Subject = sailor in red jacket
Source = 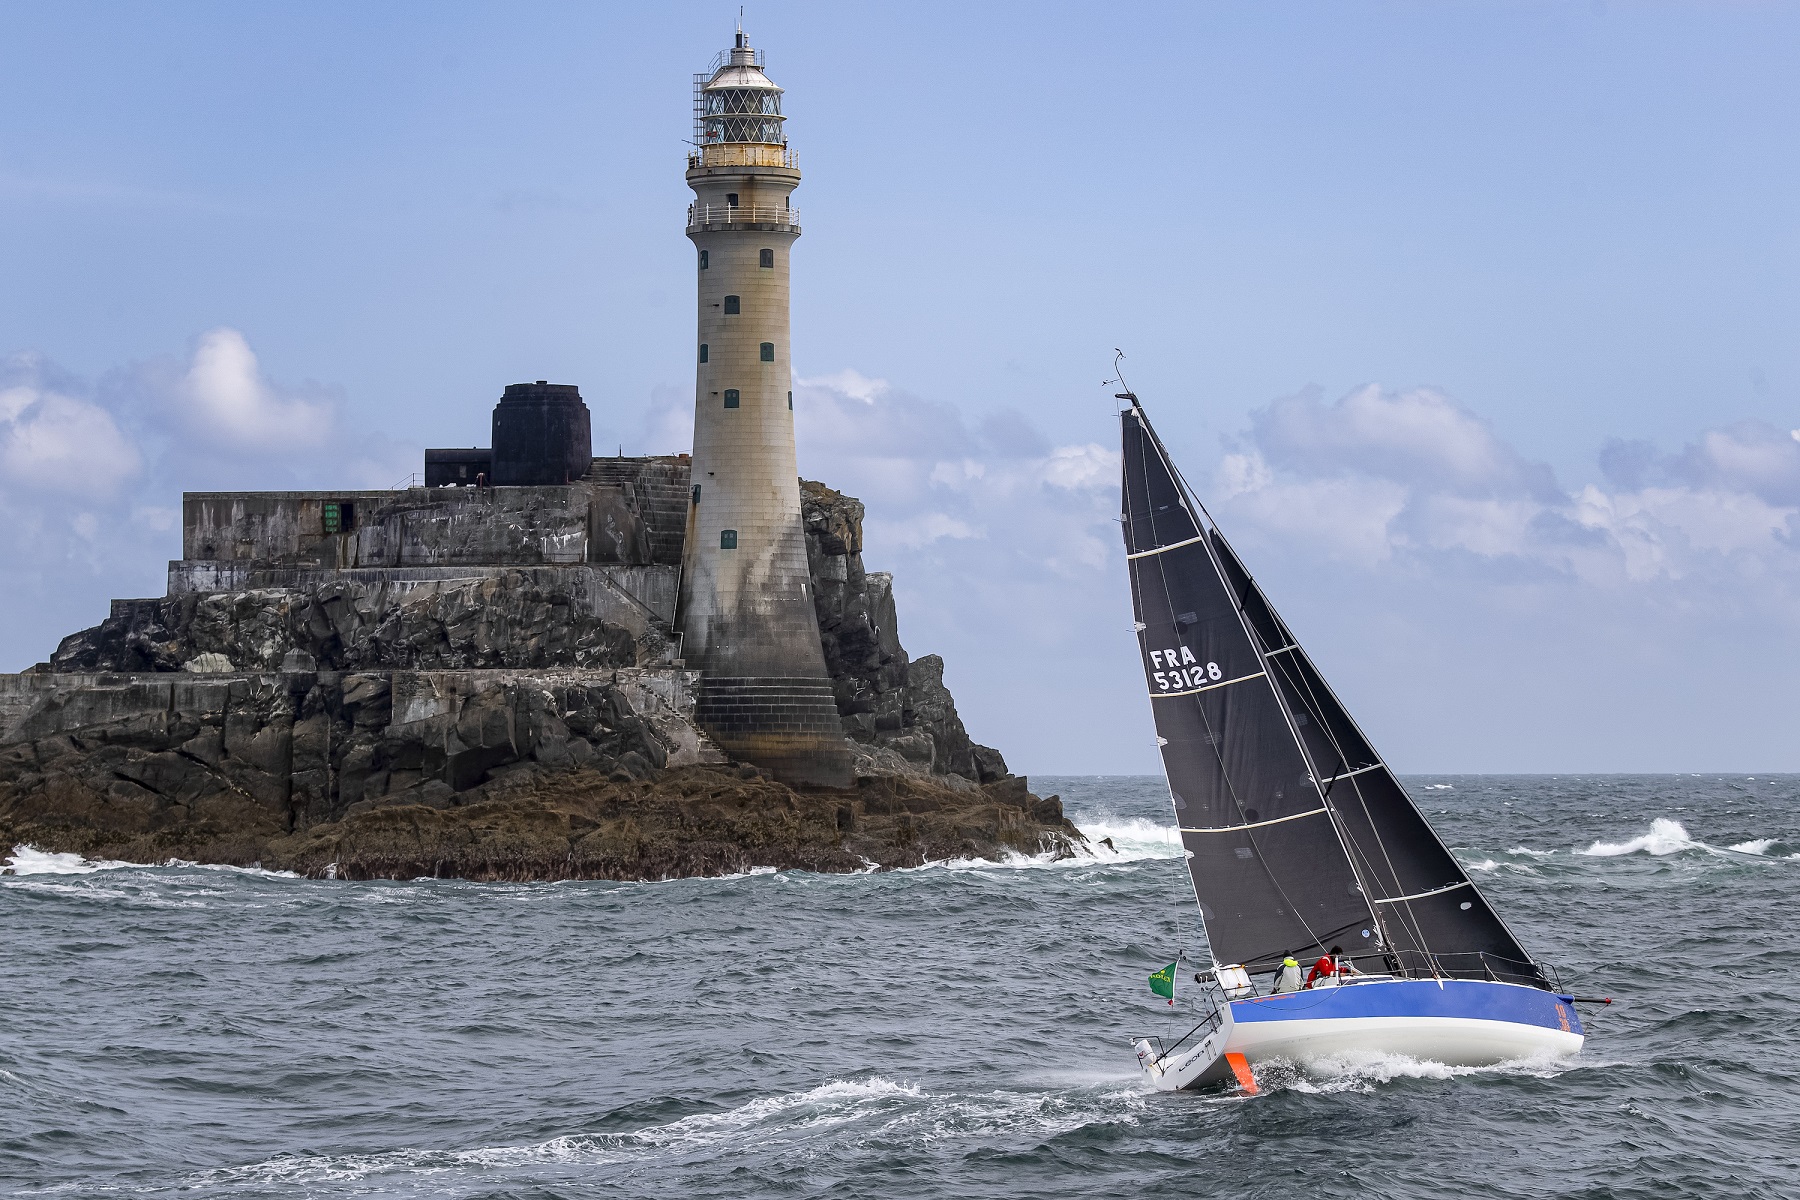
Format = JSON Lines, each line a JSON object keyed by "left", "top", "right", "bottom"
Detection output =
{"left": 1306, "top": 945, "right": 1359, "bottom": 987}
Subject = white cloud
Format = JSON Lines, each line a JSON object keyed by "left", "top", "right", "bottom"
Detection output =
{"left": 865, "top": 511, "right": 982, "bottom": 549}
{"left": 798, "top": 367, "right": 888, "bottom": 404}
{"left": 0, "top": 379, "right": 140, "bottom": 498}
{"left": 1214, "top": 384, "right": 1800, "bottom": 596}
{"left": 179, "top": 328, "right": 334, "bottom": 450}
{"left": 1251, "top": 383, "right": 1555, "bottom": 499}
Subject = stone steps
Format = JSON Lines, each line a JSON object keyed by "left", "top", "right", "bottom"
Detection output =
{"left": 587, "top": 457, "right": 691, "bottom": 566}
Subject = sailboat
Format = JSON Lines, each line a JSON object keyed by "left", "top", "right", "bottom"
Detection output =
{"left": 1117, "top": 390, "right": 1590, "bottom": 1092}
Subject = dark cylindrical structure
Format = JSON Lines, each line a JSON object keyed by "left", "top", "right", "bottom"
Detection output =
{"left": 490, "top": 382, "right": 592, "bottom": 485}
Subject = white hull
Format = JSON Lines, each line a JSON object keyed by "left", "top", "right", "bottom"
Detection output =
{"left": 1227, "top": 1013, "right": 1582, "bottom": 1067}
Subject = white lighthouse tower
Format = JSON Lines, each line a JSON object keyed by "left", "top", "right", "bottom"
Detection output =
{"left": 681, "top": 27, "right": 851, "bottom": 787}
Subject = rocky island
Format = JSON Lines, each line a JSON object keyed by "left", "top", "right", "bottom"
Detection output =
{"left": 0, "top": 464, "right": 1082, "bottom": 879}
{"left": 1, "top": 32, "right": 1086, "bottom": 879}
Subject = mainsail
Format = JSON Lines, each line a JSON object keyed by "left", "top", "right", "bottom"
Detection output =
{"left": 1121, "top": 398, "right": 1547, "bottom": 987}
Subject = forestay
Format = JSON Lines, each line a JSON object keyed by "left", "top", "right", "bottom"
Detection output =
{"left": 1120, "top": 399, "right": 1546, "bottom": 986}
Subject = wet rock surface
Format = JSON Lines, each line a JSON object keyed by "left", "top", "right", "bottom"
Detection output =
{"left": 0, "top": 762, "right": 1082, "bottom": 880}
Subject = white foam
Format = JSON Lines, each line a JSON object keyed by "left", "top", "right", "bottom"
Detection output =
{"left": 1727, "top": 838, "right": 1776, "bottom": 855}
{"left": 1464, "top": 858, "right": 1500, "bottom": 872}
{"left": 1263, "top": 1049, "right": 1580, "bottom": 1095}
{"left": 1421, "top": 783, "right": 1454, "bottom": 790}
{"left": 1072, "top": 817, "right": 1187, "bottom": 862}
{"left": 3, "top": 845, "right": 301, "bottom": 880}
{"left": 1579, "top": 818, "right": 1702, "bottom": 857}
{"left": 3, "top": 846, "right": 134, "bottom": 875}
{"left": 1506, "top": 846, "right": 1558, "bottom": 858}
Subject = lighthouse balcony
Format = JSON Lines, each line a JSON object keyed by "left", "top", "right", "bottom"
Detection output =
{"left": 688, "top": 143, "right": 799, "bottom": 170}
{"left": 686, "top": 202, "right": 801, "bottom": 234}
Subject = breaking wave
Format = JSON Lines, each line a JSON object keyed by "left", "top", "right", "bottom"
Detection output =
{"left": 1580, "top": 818, "right": 1700, "bottom": 856}
{"left": 1578, "top": 819, "right": 1794, "bottom": 859}
{"left": 4, "top": 846, "right": 136, "bottom": 876}
{"left": 1072, "top": 817, "right": 1186, "bottom": 861}
{"left": 3, "top": 845, "right": 300, "bottom": 879}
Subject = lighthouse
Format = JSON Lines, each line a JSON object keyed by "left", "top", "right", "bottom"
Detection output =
{"left": 680, "top": 27, "right": 851, "bottom": 788}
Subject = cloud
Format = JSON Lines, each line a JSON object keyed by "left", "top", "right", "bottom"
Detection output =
{"left": 0, "top": 370, "right": 141, "bottom": 498}
{"left": 178, "top": 328, "right": 335, "bottom": 450}
{"left": 1212, "top": 384, "right": 1800, "bottom": 600}
{"left": 1251, "top": 384, "right": 1559, "bottom": 500}
{"left": 792, "top": 369, "right": 1120, "bottom": 578}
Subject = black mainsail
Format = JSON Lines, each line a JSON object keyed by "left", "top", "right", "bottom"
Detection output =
{"left": 1121, "top": 398, "right": 1547, "bottom": 988}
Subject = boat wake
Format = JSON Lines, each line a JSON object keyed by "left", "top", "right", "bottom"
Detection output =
{"left": 1252, "top": 1049, "right": 1588, "bottom": 1095}
{"left": 181, "top": 1077, "right": 1148, "bottom": 1187}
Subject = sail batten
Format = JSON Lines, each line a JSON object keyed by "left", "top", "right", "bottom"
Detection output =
{"left": 1148, "top": 670, "right": 1267, "bottom": 699}
{"left": 1120, "top": 399, "right": 1549, "bottom": 988}
{"left": 1181, "top": 807, "right": 1330, "bottom": 834}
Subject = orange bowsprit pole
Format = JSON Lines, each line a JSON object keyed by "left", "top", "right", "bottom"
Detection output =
{"left": 1225, "top": 1052, "right": 1259, "bottom": 1095}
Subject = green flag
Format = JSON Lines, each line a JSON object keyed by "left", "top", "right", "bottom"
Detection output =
{"left": 1148, "top": 961, "right": 1177, "bottom": 1001}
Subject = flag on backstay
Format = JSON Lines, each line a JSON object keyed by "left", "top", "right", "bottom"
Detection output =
{"left": 1148, "top": 962, "right": 1177, "bottom": 1004}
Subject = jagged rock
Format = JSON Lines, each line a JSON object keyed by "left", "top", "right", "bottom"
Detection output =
{"left": 801, "top": 479, "right": 1010, "bottom": 786}
{"left": 0, "top": 672, "right": 675, "bottom": 838}
{"left": 50, "top": 572, "right": 642, "bottom": 674}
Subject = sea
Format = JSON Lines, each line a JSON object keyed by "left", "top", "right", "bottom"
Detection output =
{"left": 3, "top": 774, "right": 1796, "bottom": 1199}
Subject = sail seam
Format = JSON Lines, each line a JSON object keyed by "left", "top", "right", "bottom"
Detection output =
{"left": 1181, "top": 807, "right": 1328, "bottom": 834}
{"left": 1371, "top": 881, "right": 1472, "bottom": 905}
{"left": 1149, "top": 670, "right": 1265, "bottom": 698}
{"left": 1126, "top": 535, "right": 1205, "bottom": 560}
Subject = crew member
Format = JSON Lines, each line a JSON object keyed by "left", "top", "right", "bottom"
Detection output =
{"left": 1306, "top": 945, "right": 1359, "bottom": 987}
{"left": 1271, "top": 956, "right": 1303, "bottom": 994}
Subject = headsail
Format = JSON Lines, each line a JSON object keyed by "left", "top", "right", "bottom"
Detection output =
{"left": 1121, "top": 398, "right": 1547, "bottom": 987}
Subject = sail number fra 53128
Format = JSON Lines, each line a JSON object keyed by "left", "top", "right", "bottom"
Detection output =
{"left": 1148, "top": 646, "right": 1221, "bottom": 692}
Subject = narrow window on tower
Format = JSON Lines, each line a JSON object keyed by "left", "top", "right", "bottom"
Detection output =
{"left": 788, "top": 390, "right": 793, "bottom": 410}
{"left": 720, "top": 529, "right": 738, "bottom": 549}
{"left": 691, "top": 484, "right": 701, "bottom": 506}
{"left": 759, "top": 248, "right": 774, "bottom": 268}
{"left": 699, "top": 344, "right": 708, "bottom": 363}
{"left": 725, "top": 192, "right": 739, "bottom": 208}
{"left": 699, "top": 249, "right": 709, "bottom": 269}
{"left": 724, "top": 295, "right": 740, "bottom": 315}
{"left": 759, "top": 342, "right": 774, "bottom": 362}
{"left": 723, "top": 389, "right": 740, "bottom": 408}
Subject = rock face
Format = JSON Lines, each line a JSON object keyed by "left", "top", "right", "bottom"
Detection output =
{"left": 802, "top": 480, "right": 1009, "bottom": 784}
{"left": 0, "top": 670, "right": 695, "bottom": 847}
{"left": 50, "top": 572, "right": 650, "bottom": 674}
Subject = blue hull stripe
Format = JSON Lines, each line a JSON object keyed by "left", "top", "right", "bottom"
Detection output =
{"left": 1230, "top": 979, "right": 1583, "bottom": 1036}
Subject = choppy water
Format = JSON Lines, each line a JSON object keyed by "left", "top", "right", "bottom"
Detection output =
{"left": 4, "top": 775, "right": 1797, "bottom": 1199}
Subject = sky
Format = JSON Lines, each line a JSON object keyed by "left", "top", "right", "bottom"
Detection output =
{"left": 2, "top": 1, "right": 1797, "bottom": 774}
